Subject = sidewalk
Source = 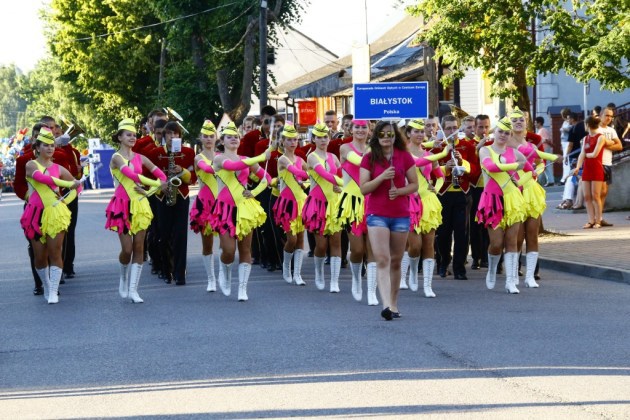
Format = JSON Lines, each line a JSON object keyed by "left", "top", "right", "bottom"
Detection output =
{"left": 540, "top": 188, "right": 630, "bottom": 284}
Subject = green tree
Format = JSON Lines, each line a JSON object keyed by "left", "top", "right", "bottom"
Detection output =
{"left": 0, "top": 65, "right": 28, "bottom": 138}
{"left": 407, "top": 0, "right": 630, "bottom": 111}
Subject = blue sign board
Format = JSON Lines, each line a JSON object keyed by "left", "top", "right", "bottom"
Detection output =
{"left": 353, "top": 82, "right": 429, "bottom": 120}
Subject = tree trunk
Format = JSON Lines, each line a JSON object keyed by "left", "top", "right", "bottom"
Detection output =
{"left": 191, "top": 33, "right": 207, "bottom": 91}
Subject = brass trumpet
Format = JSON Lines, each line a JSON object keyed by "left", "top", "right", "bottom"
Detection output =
{"left": 59, "top": 116, "right": 86, "bottom": 141}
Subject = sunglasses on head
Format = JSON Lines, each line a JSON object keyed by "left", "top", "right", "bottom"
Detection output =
{"left": 378, "top": 131, "right": 395, "bottom": 139}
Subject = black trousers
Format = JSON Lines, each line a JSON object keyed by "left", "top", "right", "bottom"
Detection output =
{"left": 260, "top": 191, "right": 284, "bottom": 268}
{"left": 147, "top": 195, "right": 162, "bottom": 273}
{"left": 62, "top": 198, "right": 78, "bottom": 274}
{"left": 469, "top": 186, "right": 489, "bottom": 264}
{"left": 157, "top": 196, "right": 189, "bottom": 282}
{"left": 436, "top": 191, "right": 470, "bottom": 275}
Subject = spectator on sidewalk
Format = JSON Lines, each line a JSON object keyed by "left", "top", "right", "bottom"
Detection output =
{"left": 575, "top": 116, "right": 607, "bottom": 229}
{"left": 559, "top": 108, "right": 572, "bottom": 183}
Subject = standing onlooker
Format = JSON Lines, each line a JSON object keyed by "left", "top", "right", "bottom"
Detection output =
{"left": 535, "top": 116, "right": 554, "bottom": 186}
{"left": 559, "top": 108, "right": 572, "bottom": 183}
{"left": 575, "top": 116, "right": 606, "bottom": 229}
{"left": 359, "top": 121, "right": 418, "bottom": 320}
{"left": 598, "top": 106, "right": 623, "bottom": 226}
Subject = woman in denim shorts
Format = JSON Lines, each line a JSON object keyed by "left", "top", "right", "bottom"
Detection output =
{"left": 360, "top": 121, "right": 418, "bottom": 320}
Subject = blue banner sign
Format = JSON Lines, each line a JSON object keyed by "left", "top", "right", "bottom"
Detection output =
{"left": 353, "top": 82, "right": 429, "bottom": 120}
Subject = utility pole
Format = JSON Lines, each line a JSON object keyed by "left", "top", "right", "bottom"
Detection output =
{"left": 158, "top": 38, "right": 166, "bottom": 102}
{"left": 259, "top": 0, "right": 268, "bottom": 109}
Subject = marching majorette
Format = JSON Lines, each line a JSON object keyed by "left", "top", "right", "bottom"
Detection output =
{"left": 476, "top": 117, "right": 530, "bottom": 294}
{"left": 508, "top": 107, "right": 559, "bottom": 288}
{"left": 336, "top": 119, "right": 375, "bottom": 303}
{"left": 273, "top": 123, "right": 308, "bottom": 286}
{"left": 302, "top": 122, "right": 344, "bottom": 293}
{"left": 210, "top": 122, "right": 270, "bottom": 301}
{"left": 405, "top": 119, "right": 448, "bottom": 298}
{"left": 105, "top": 118, "right": 168, "bottom": 303}
{"left": 190, "top": 120, "right": 219, "bottom": 292}
{"left": 21, "top": 126, "right": 81, "bottom": 304}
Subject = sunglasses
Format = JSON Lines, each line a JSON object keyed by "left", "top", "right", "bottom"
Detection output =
{"left": 378, "top": 131, "right": 395, "bottom": 139}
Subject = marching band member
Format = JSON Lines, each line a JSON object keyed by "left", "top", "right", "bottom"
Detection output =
{"left": 360, "top": 121, "right": 418, "bottom": 321}
{"left": 211, "top": 122, "right": 270, "bottom": 301}
{"left": 405, "top": 119, "right": 448, "bottom": 298}
{"left": 20, "top": 127, "right": 80, "bottom": 304}
{"left": 302, "top": 122, "right": 344, "bottom": 293}
{"left": 508, "top": 107, "right": 559, "bottom": 288}
{"left": 273, "top": 123, "right": 308, "bottom": 286}
{"left": 477, "top": 117, "right": 530, "bottom": 294}
{"left": 337, "top": 119, "right": 375, "bottom": 304}
{"left": 105, "top": 119, "right": 167, "bottom": 303}
{"left": 147, "top": 121, "right": 196, "bottom": 285}
{"left": 189, "top": 120, "right": 219, "bottom": 292}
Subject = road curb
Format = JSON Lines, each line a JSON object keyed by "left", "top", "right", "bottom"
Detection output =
{"left": 539, "top": 257, "right": 630, "bottom": 286}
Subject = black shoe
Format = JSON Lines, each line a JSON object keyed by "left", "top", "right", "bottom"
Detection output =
{"left": 163, "top": 273, "right": 173, "bottom": 284}
{"left": 324, "top": 257, "right": 330, "bottom": 265}
{"left": 151, "top": 268, "right": 159, "bottom": 275}
{"left": 518, "top": 270, "right": 524, "bottom": 276}
{"left": 471, "top": 261, "right": 480, "bottom": 270}
{"left": 381, "top": 307, "right": 393, "bottom": 321}
{"left": 267, "top": 265, "right": 276, "bottom": 272}
{"left": 307, "top": 251, "right": 314, "bottom": 257}
{"left": 480, "top": 261, "right": 489, "bottom": 268}
{"left": 534, "top": 274, "right": 541, "bottom": 280}
{"left": 454, "top": 273, "right": 468, "bottom": 280}
{"left": 260, "top": 262, "right": 268, "bottom": 269}
{"left": 341, "top": 259, "right": 348, "bottom": 269}
{"left": 438, "top": 267, "right": 451, "bottom": 278}
{"left": 33, "top": 286, "right": 44, "bottom": 295}
{"left": 392, "top": 311, "right": 401, "bottom": 319}
{"left": 64, "top": 272, "right": 75, "bottom": 279}
{"left": 175, "top": 279, "right": 186, "bottom": 286}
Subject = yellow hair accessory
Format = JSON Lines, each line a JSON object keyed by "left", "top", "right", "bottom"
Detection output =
{"left": 496, "top": 116, "right": 512, "bottom": 131}
{"left": 312, "top": 122, "right": 328, "bottom": 138}
{"left": 117, "top": 118, "right": 136, "bottom": 133}
{"left": 221, "top": 121, "right": 239, "bottom": 137}
{"left": 282, "top": 124, "right": 298, "bottom": 138}
{"left": 38, "top": 127, "right": 55, "bottom": 145}
{"left": 509, "top": 107, "right": 524, "bottom": 119}
{"left": 200, "top": 119, "right": 216, "bottom": 135}
{"left": 408, "top": 119, "right": 425, "bottom": 130}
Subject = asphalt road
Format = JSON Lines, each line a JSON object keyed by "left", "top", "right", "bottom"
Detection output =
{"left": 1, "top": 191, "right": 629, "bottom": 419}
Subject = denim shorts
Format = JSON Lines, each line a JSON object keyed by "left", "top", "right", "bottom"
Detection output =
{"left": 366, "top": 214, "right": 410, "bottom": 233}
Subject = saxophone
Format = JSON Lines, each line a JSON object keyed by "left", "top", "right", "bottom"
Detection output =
{"left": 165, "top": 152, "right": 182, "bottom": 206}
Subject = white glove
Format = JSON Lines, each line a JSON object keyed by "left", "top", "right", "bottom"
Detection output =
{"left": 55, "top": 134, "right": 71, "bottom": 146}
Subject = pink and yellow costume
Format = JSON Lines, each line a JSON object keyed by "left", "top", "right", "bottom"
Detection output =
{"left": 190, "top": 154, "right": 218, "bottom": 236}
{"left": 517, "top": 141, "right": 556, "bottom": 219}
{"left": 410, "top": 149, "right": 448, "bottom": 234}
{"left": 337, "top": 143, "right": 367, "bottom": 236}
{"left": 273, "top": 156, "right": 307, "bottom": 235}
{"left": 302, "top": 153, "right": 343, "bottom": 236}
{"left": 20, "top": 161, "right": 73, "bottom": 243}
{"left": 476, "top": 147, "right": 527, "bottom": 230}
{"left": 210, "top": 158, "right": 269, "bottom": 240}
{"left": 105, "top": 153, "right": 165, "bottom": 235}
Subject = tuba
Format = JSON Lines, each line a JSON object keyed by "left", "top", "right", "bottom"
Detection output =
{"left": 163, "top": 107, "right": 189, "bottom": 135}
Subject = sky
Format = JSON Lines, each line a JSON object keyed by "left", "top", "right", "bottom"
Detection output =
{"left": 0, "top": 0, "right": 409, "bottom": 73}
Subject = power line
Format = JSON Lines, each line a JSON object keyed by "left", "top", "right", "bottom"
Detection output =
{"left": 53, "top": 1, "right": 245, "bottom": 44}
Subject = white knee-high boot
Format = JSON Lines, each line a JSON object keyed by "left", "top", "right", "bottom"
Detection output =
{"left": 504, "top": 252, "right": 520, "bottom": 294}
{"left": 408, "top": 257, "right": 420, "bottom": 292}
{"left": 36, "top": 267, "right": 49, "bottom": 301}
{"left": 203, "top": 254, "right": 216, "bottom": 292}
{"left": 128, "top": 263, "right": 144, "bottom": 303}
{"left": 293, "top": 249, "right": 305, "bottom": 286}
{"left": 48, "top": 266, "right": 62, "bottom": 304}
{"left": 330, "top": 256, "right": 341, "bottom": 293}
{"left": 282, "top": 250, "right": 294, "bottom": 284}
{"left": 486, "top": 253, "right": 501, "bottom": 290}
{"left": 314, "top": 256, "right": 326, "bottom": 290}
{"left": 422, "top": 258, "right": 436, "bottom": 298}
{"left": 366, "top": 262, "right": 379, "bottom": 306}
{"left": 219, "top": 261, "right": 233, "bottom": 296}
{"left": 238, "top": 263, "right": 251, "bottom": 301}
{"left": 119, "top": 263, "right": 129, "bottom": 298}
{"left": 350, "top": 262, "right": 363, "bottom": 301}
{"left": 400, "top": 252, "right": 409, "bottom": 289}
{"left": 524, "top": 252, "right": 540, "bottom": 288}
